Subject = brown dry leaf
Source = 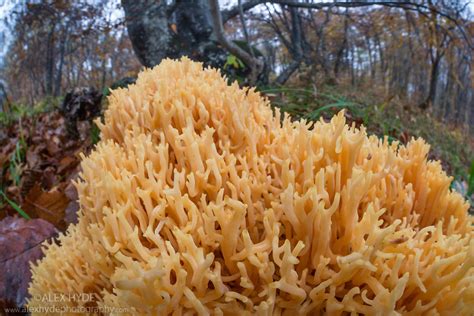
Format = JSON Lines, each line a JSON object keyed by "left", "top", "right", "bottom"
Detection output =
{"left": 64, "top": 200, "right": 79, "bottom": 226}
{"left": 22, "top": 184, "right": 69, "bottom": 230}
{"left": 19, "top": 169, "right": 42, "bottom": 197}
{"left": 0, "top": 139, "right": 16, "bottom": 158}
{"left": 0, "top": 217, "right": 56, "bottom": 309}
{"left": 0, "top": 153, "right": 7, "bottom": 168}
{"left": 6, "top": 185, "right": 20, "bottom": 197}
{"left": 64, "top": 180, "right": 78, "bottom": 201}
{"left": 41, "top": 166, "right": 57, "bottom": 189}
{"left": 25, "top": 149, "right": 41, "bottom": 169}
{"left": 57, "top": 156, "right": 78, "bottom": 174}
{"left": 46, "top": 139, "right": 60, "bottom": 156}
{"left": 64, "top": 180, "right": 80, "bottom": 225}
{"left": 170, "top": 23, "right": 178, "bottom": 33}
{"left": 399, "top": 131, "right": 410, "bottom": 144}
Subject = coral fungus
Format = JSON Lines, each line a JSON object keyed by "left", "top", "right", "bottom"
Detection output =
{"left": 28, "top": 58, "right": 473, "bottom": 314}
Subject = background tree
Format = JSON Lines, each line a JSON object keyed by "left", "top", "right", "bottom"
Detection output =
{"left": 2, "top": 0, "right": 140, "bottom": 103}
{"left": 0, "top": 0, "right": 472, "bottom": 131}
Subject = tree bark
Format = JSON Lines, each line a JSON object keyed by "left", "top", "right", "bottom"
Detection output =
{"left": 45, "top": 22, "right": 56, "bottom": 95}
{"left": 54, "top": 25, "right": 68, "bottom": 97}
{"left": 334, "top": 11, "right": 349, "bottom": 77}
{"left": 420, "top": 50, "right": 441, "bottom": 110}
{"left": 275, "top": 60, "right": 300, "bottom": 85}
{"left": 121, "top": 0, "right": 170, "bottom": 67}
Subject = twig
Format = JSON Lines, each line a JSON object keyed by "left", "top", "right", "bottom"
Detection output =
{"left": 239, "top": 0, "right": 255, "bottom": 58}
{"left": 208, "top": 0, "right": 263, "bottom": 84}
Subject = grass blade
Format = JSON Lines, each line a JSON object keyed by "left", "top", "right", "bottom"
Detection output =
{"left": 306, "top": 101, "right": 358, "bottom": 121}
{"left": 0, "top": 191, "right": 31, "bottom": 219}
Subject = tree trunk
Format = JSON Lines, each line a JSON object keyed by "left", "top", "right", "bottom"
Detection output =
{"left": 45, "top": 22, "right": 56, "bottom": 96}
{"left": 121, "top": 0, "right": 266, "bottom": 83}
{"left": 121, "top": 0, "right": 170, "bottom": 67}
{"left": 334, "top": 12, "right": 349, "bottom": 77}
{"left": 350, "top": 44, "right": 355, "bottom": 86}
{"left": 366, "top": 37, "right": 375, "bottom": 80}
{"left": 420, "top": 50, "right": 441, "bottom": 110}
{"left": 269, "top": 4, "right": 303, "bottom": 85}
{"left": 101, "top": 58, "right": 107, "bottom": 90}
{"left": 121, "top": 0, "right": 222, "bottom": 68}
{"left": 54, "top": 26, "right": 68, "bottom": 97}
{"left": 276, "top": 60, "right": 300, "bottom": 85}
{"left": 374, "top": 33, "right": 386, "bottom": 85}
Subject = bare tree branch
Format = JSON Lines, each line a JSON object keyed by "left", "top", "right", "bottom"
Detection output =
{"left": 264, "top": 3, "right": 292, "bottom": 48}
{"left": 222, "top": 0, "right": 472, "bottom": 49}
{"left": 223, "top": 0, "right": 416, "bottom": 22}
{"left": 239, "top": 0, "right": 255, "bottom": 58}
{"left": 276, "top": 60, "right": 300, "bottom": 85}
{"left": 208, "top": 0, "right": 263, "bottom": 84}
{"left": 222, "top": 0, "right": 265, "bottom": 23}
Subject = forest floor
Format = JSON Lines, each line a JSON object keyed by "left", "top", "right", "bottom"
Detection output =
{"left": 0, "top": 83, "right": 473, "bottom": 310}
{"left": 1, "top": 85, "right": 473, "bottom": 225}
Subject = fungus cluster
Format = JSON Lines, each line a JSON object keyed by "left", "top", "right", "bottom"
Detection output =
{"left": 28, "top": 58, "right": 473, "bottom": 314}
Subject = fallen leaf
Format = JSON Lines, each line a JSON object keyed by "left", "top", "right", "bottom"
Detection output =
{"left": 64, "top": 180, "right": 80, "bottom": 226}
{"left": 399, "top": 131, "right": 410, "bottom": 144}
{"left": 1, "top": 139, "right": 16, "bottom": 158}
{"left": 0, "top": 153, "right": 7, "bottom": 168}
{"left": 22, "top": 184, "right": 69, "bottom": 230}
{"left": 6, "top": 186, "right": 20, "bottom": 198}
{"left": 19, "top": 169, "right": 42, "bottom": 197}
{"left": 170, "top": 23, "right": 177, "bottom": 33}
{"left": 57, "top": 156, "right": 78, "bottom": 174}
{"left": 0, "top": 216, "right": 57, "bottom": 309}
{"left": 64, "top": 200, "right": 79, "bottom": 226}
{"left": 64, "top": 180, "right": 78, "bottom": 201}
{"left": 25, "top": 150, "right": 40, "bottom": 169}
{"left": 41, "top": 166, "right": 57, "bottom": 189}
{"left": 46, "top": 140, "right": 60, "bottom": 156}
